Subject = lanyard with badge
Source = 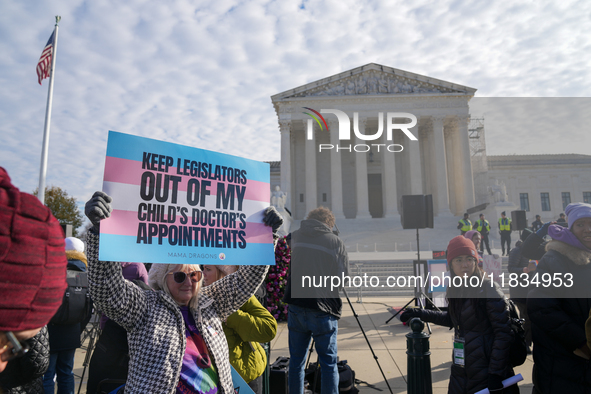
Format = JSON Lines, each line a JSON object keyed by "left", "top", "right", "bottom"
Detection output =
{"left": 453, "top": 335, "right": 465, "bottom": 367}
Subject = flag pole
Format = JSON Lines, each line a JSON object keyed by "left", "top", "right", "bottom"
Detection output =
{"left": 38, "top": 15, "right": 61, "bottom": 204}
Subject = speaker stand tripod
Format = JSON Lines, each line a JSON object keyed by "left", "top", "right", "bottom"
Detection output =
{"left": 385, "top": 228, "right": 441, "bottom": 334}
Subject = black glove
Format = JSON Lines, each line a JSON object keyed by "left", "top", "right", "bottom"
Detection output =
{"left": 263, "top": 206, "right": 284, "bottom": 234}
{"left": 85, "top": 191, "right": 113, "bottom": 231}
{"left": 400, "top": 308, "right": 422, "bottom": 323}
{"left": 488, "top": 374, "right": 504, "bottom": 392}
{"left": 536, "top": 221, "right": 552, "bottom": 237}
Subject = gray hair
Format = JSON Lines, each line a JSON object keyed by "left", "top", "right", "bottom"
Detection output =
{"left": 148, "top": 264, "right": 202, "bottom": 309}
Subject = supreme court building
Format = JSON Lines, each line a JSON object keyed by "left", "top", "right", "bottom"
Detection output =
{"left": 271, "top": 63, "right": 478, "bottom": 220}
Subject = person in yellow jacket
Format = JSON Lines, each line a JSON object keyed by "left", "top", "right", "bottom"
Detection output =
{"left": 202, "top": 265, "right": 277, "bottom": 394}
{"left": 473, "top": 213, "right": 492, "bottom": 255}
{"left": 498, "top": 211, "right": 512, "bottom": 256}
{"left": 457, "top": 213, "right": 472, "bottom": 235}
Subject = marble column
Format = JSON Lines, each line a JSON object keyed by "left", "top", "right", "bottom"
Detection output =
{"left": 382, "top": 127, "right": 399, "bottom": 218}
{"left": 279, "top": 120, "right": 292, "bottom": 212}
{"left": 355, "top": 117, "right": 372, "bottom": 218}
{"left": 420, "top": 128, "right": 433, "bottom": 195}
{"left": 457, "top": 115, "right": 475, "bottom": 210}
{"left": 329, "top": 120, "right": 345, "bottom": 219}
{"left": 407, "top": 121, "right": 423, "bottom": 195}
{"left": 305, "top": 120, "right": 318, "bottom": 214}
{"left": 445, "top": 127, "right": 457, "bottom": 214}
{"left": 432, "top": 116, "right": 452, "bottom": 216}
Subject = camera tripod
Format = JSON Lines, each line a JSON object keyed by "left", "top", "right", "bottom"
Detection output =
{"left": 76, "top": 312, "right": 102, "bottom": 394}
{"left": 302, "top": 287, "right": 394, "bottom": 394}
{"left": 384, "top": 228, "right": 441, "bottom": 334}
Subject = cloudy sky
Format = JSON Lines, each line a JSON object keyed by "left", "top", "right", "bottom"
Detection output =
{"left": 1, "top": 0, "right": 590, "bottom": 212}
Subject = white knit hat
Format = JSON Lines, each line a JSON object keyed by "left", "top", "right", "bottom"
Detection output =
{"left": 148, "top": 264, "right": 170, "bottom": 291}
{"left": 65, "top": 237, "right": 84, "bottom": 253}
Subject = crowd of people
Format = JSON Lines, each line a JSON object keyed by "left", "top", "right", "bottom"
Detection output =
{"left": 437, "top": 204, "right": 591, "bottom": 393}
{"left": 2, "top": 160, "right": 591, "bottom": 394}
{"left": 0, "top": 169, "right": 284, "bottom": 394}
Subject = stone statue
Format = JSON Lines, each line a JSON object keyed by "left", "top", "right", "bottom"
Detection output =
{"left": 499, "top": 181, "right": 508, "bottom": 203}
{"left": 345, "top": 80, "right": 356, "bottom": 95}
{"left": 271, "top": 185, "right": 287, "bottom": 210}
{"left": 489, "top": 180, "right": 508, "bottom": 203}
{"left": 357, "top": 76, "right": 367, "bottom": 94}
{"left": 402, "top": 81, "right": 412, "bottom": 93}
{"left": 367, "top": 72, "right": 378, "bottom": 94}
{"left": 378, "top": 75, "right": 389, "bottom": 93}
{"left": 270, "top": 185, "right": 292, "bottom": 237}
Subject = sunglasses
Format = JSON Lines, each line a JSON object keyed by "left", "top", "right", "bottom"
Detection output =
{"left": 168, "top": 271, "right": 202, "bottom": 284}
{"left": 1, "top": 331, "right": 30, "bottom": 362}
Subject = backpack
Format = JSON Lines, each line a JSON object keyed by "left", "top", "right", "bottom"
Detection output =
{"left": 305, "top": 359, "right": 359, "bottom": 394}
{"left": 50, "top": 262, "right": 92, "bottom": 325}
{"left": 507, "top": 299, "right": 528, "bottom": 367}
{"left": 479, "top": 297, "right": 527, "bottom": 367}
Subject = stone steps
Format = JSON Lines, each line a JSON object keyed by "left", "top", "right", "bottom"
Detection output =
{"left": 345, "top": 258, "right": 511, "bottom": 298}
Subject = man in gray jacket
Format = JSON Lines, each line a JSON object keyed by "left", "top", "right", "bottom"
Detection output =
{"left": 283, "top": 207, "right": 349, "bottom": 394}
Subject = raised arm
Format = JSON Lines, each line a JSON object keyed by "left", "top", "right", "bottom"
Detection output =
{"left": 201, "top": 206, "right": 282, "bottom": 321}
{"left": 85, "top": 191, "right": 148, "bottom": 332}
{"left": 202, "top": 264, "right": 269, "bottom": 322}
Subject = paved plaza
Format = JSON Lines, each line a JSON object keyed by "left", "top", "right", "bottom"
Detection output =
{"left": 71, "top": 295, "right": 533, "bottom": 394}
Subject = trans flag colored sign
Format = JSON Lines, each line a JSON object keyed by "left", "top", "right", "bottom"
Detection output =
{"left": 99, "top": 131, "right": 274, "bottom": 265}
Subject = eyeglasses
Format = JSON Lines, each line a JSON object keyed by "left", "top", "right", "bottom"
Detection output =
{"left": 1, "top": 332, "right": 30, "bottom": 362}
{"left": 168, "top": 271, "right": 202, "bottom": 284}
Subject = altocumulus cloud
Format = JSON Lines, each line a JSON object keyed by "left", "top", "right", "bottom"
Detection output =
{"left": 0, "top": 0, "right": 590, "bottom": 207}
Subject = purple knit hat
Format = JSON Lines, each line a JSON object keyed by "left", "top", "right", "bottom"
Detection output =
{"left": 565, "top": 203, "right": 591, "bottom": 229}
{"left": 464, "top": 230, "right": 479, "bottom": 242}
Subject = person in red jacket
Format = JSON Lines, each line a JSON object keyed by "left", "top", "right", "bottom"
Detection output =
{"left": 0, "top": 167, "right": 68, "bottom": 393}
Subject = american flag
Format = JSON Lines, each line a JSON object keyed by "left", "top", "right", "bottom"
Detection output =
{"left": 36, "top": 30, "right": 55, "bottom": 85}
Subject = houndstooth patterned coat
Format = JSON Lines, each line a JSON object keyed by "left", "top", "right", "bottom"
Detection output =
{"left": 87, "top": 231, "right": 269, "bottom": 394}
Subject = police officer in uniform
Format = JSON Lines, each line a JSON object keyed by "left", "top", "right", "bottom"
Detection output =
{"left": 473, "top": 213, "right": 492, "bottom": 255}
{"left": 457, "top": 213, "right": 472, "bottom": 235}
{"left": 498, "top": 211, "right": 512, "bottom": 256}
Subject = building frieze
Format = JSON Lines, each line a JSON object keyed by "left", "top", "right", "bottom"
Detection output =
{"left": 271, "top": 63, "right": 476, "bottom": 103}
{"left": 274, "top": 96, "right": 471, "bottom": 119}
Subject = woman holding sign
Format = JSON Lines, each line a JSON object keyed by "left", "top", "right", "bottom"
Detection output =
{"left": 203, "top": 265, "right": 277, "bottom": 394}
{"left": 84, "top": 191, "right": 282, "bottom": 394}
{"left": 401, "top": 236, "right": 517, "bottom": 394}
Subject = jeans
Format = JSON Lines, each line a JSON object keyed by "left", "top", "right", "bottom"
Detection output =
{"left": 288, "top": 304, "right": 338, "bottom": 394}
{"left": 43, "top": 349, "right": 76, "bottom": 394}
{"left": 247, "top": 374, "right": 262, "bottom": 394}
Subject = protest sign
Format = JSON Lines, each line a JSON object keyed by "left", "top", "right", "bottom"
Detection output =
{"left": 99, "top": 131, "right": 274, "bottom": 265}
{"left": 428, "top": 259, "right": 449, "bottom": 308}
{"left": 483, "top": 254, "right": 502, "bottom": 285}
{"left": 230, "top": 366, "right": 255, "bottom": 394}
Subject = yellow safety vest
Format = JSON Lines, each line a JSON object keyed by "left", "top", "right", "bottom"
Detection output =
{"left": 459, "top": 219, "right": 472, "bottom": 232}
{"left": 476, "top": 220, "right": 490, "bottom": 232}
{"left": 499, "top": 218, "right": 511, "bottom": 231}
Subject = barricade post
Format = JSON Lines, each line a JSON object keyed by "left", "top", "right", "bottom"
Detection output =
{"left": 406, "top": 318, "right": 433, "bottom": 394}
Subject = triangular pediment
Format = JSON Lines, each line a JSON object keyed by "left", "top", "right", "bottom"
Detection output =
{"left": 271, "top": 63, "right": 476, "bottom": 101}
